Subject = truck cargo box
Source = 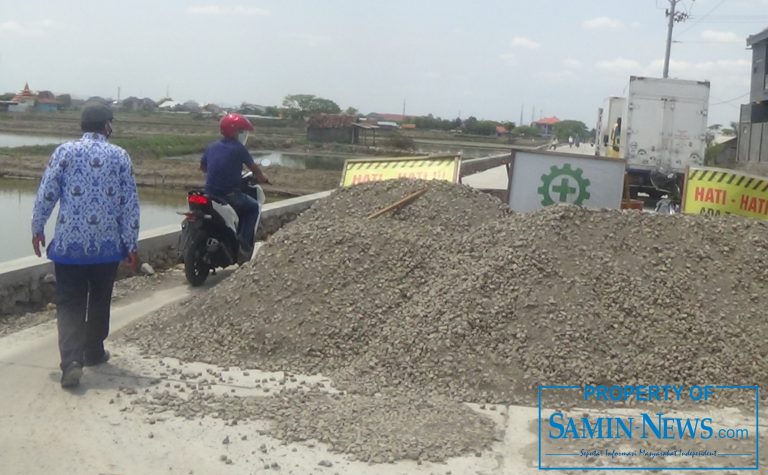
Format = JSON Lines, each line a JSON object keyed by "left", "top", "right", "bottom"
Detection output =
{"left": 621, "top": 76, "right": 710, "bottom": 174}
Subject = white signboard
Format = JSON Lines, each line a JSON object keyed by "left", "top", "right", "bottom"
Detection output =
{"left": 508, "top": 150, "right": 625, "bottom": 212}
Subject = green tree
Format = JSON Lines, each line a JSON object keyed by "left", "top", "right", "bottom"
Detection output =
{"left": 462, "top": 116, "right": 478, "bottom": 132}
{"left": 282, "top": 94, "right": 340, "bottom": 119}
{"left": 344, "top": 106, "right": 359, "bottom": 115}
{"left": 552, "top": 120, "right": 589, "bottom": 141}
{"left": 413, "top": 114, "right": 453, "bottom": 131}
{"left": 466, "top": 120, "right": 498, "bottom": 136}
{"left": 512, "top": 125, "right": 539, "bottom": 138}
{"left": 264, "top": 106, "right": 280, "bottom": 117}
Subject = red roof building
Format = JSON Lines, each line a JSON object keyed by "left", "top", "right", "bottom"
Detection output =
{"left": 12, "top": 82, "right": 36, "bottom": 103}
{"left": 533, "top": 116, "right": 560, "bottom": 135}
{"left": 9, "top": 83, "right": 60, "bottom": 112}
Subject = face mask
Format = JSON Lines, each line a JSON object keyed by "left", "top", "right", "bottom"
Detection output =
{"left": 238, "top": 131, "right": 249, "bottom": 146}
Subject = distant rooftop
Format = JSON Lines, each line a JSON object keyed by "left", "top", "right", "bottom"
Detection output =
{"left": 534, "top": 116, "right": 561, "bottom": 125}
{"left": 307, "top": 114, "right": 357, "bottom": 129}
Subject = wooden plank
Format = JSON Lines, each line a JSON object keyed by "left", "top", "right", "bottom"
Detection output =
{"left": 367, "top": 188, "right": 428, "bottom": 219}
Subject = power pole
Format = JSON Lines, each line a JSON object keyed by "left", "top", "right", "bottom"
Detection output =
{"left": 519, "top": 104, "right": 524, "bottom": 127}
{"left": 663, "top": 0, "right": 690, "bottom": 78}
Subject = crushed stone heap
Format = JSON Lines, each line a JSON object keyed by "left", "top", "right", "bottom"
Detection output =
{"left": 124, "top": 179, "right": 768, "bottom": 405}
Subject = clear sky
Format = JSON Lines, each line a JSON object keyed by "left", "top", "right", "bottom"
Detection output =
{"left": 1, "top": 0, "right": 766, "bottom": 127}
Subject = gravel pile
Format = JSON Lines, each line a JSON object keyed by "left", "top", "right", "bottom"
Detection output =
{"left": 122, "top": 178, "right": 768, "bottom": 457}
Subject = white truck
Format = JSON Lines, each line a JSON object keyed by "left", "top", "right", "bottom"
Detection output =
{"left": 596, "top": 76, "right": 710, "bottom": 199}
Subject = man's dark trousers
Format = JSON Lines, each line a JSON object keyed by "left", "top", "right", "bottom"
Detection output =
{"left": 54, "top": 262, "right": 119, "bottom": 371}
{"left": 226, "top": 191, "right": 260, "bottom": 250}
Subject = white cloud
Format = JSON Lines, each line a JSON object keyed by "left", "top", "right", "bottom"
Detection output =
{"left": 539, "top": 70, "right": 577, "bottom": 84}
{"left": 281, "top": 32, "right": 330, "bottom": 47}
{"left": 0, "top": 19, "right": 59, "bottom": 35}
{"left": 583, "top": 17, "right": 623, "bottom": 30}
{"left": 0, "top": 21, "right": 23, "bottom": 33}
{"left": 500, "top": 53, "right": 517, "bottom": 65}
{"left": 647, "top": 58, "right": 750, "bottom": 75}
{"left": 423, "top": 71, "right": 442, "bottom": 79}
{"left": 562, "top": 59, "right": 583, "bottom": 69}
{"left": 701, "top": 30, "right": 741, "bottom": 43}
{"left": 510, "top": 36, "right": 540, "bottom": 50}
{"left": 595, "top": 57, "right": 641, "bottom": 72}
{"left": 187, "top": 5, "right": 271, "bottom": 16}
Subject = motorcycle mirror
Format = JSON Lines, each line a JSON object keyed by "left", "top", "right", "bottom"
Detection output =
{"left": 260, "top": 158, "right": 272, "bottom": 167}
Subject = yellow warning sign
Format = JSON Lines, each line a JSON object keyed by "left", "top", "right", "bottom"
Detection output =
{"left": 683, "top": 166, "right": 768, "bottom": 220}
{"left": 340, "top": 155, "right": 460, "bottom": 187}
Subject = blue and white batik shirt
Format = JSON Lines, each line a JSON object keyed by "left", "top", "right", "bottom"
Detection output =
{"left": 31, "top": 132, "right": 140, "bottom": 265}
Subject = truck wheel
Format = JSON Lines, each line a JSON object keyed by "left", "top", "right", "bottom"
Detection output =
{"left": 184, "top": 239, "right": 210, "bottom": 286}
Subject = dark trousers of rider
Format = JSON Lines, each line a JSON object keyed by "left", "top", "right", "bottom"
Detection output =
{"left": 227, "top": 191, "right": 260, "bottom": 250}
{"left": 54, "top": 262, "right": 119, "bottom": 371}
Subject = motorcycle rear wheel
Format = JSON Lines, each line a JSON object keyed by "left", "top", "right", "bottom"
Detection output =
{"left": 184, "top": 239, "right": 210, "bottom": 286}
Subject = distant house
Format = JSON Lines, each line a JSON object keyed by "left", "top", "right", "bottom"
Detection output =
{"left": 239, "top": 103, "right": 267, "bottom": 115}
{"left": 122, "top": 96, "right": 157, "bottom": 112}
{"left": 7, "top": 83, "right": 62, "bottom": 112}
{"left": 307, "top": 114, "right": 377, "bottom": 145}
{"left": 203, "top": 103, "right": 223, "bottom": 115}
{"left": 157, "top": 99, "right": 181, "bottom": 111}
{"left": 35, "top": 90, "right": 60, "bottom": 112}
{"left": 366, "top": 112, "right": 412, "bottom": 126}
{"left": 710, "top": 137, "right": 738, "bottom": 166}
{"left": 376, "top": 121, "right": 400, "bottom": 131}
{"left": 495, "top": 125, "right": 509, "bottom": 136}
{"left": 533, "top": 116, "right": 560, "bottom": 136}
{"left": 10, "top": 83, "right": 36, "bottom": 112}
{"left": 737, "top": 27, "right": 768, "bottom": 162}
{"left": 85, "top": 96, "right": 111, "bottom": 106}
{"left": 181, "top": 100, "right": 202, "bottom": 113}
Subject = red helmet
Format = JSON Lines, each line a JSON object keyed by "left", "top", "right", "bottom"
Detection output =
{"left": 219, "top": 113, "right": 254, "bottom": 139}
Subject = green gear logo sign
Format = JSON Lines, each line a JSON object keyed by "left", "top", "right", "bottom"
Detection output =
{"left": 537, "top": 163, "right": 591, "bottom": 206}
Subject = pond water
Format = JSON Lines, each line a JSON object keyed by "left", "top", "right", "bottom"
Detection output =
{"left": 0, "top": 178, "right": 187, "bottom": 264}
{"left": 0, "top": 132, "right": 71, "bottom": 148}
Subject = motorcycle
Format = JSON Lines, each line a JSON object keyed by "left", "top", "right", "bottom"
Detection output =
{"left": 178, "top": 160, "right": 270, "bottom": 286}
{"left": 649, "top": 169, "right": 682, "bottom": 215}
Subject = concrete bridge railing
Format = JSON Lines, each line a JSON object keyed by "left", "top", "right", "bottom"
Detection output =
{"left": 0, "top": 190, "right": 332, "bottom": 315}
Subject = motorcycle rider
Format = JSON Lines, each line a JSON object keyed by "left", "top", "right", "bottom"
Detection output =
{"left": 200, "top": 113, "right": 270, "bottom": 254}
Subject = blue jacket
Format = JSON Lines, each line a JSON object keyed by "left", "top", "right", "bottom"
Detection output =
{"left": 201, "top": 138, "right": 255, "bottom": 197}
{"left": 31, "top": 132, "right": 140, "bottom": 264}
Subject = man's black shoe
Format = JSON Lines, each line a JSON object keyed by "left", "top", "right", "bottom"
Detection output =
{"left": 61, "top": 361, "right": 83, "bottom": 388}
{"left": 84, "top": 350, "right": 110, "bottom": 367}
